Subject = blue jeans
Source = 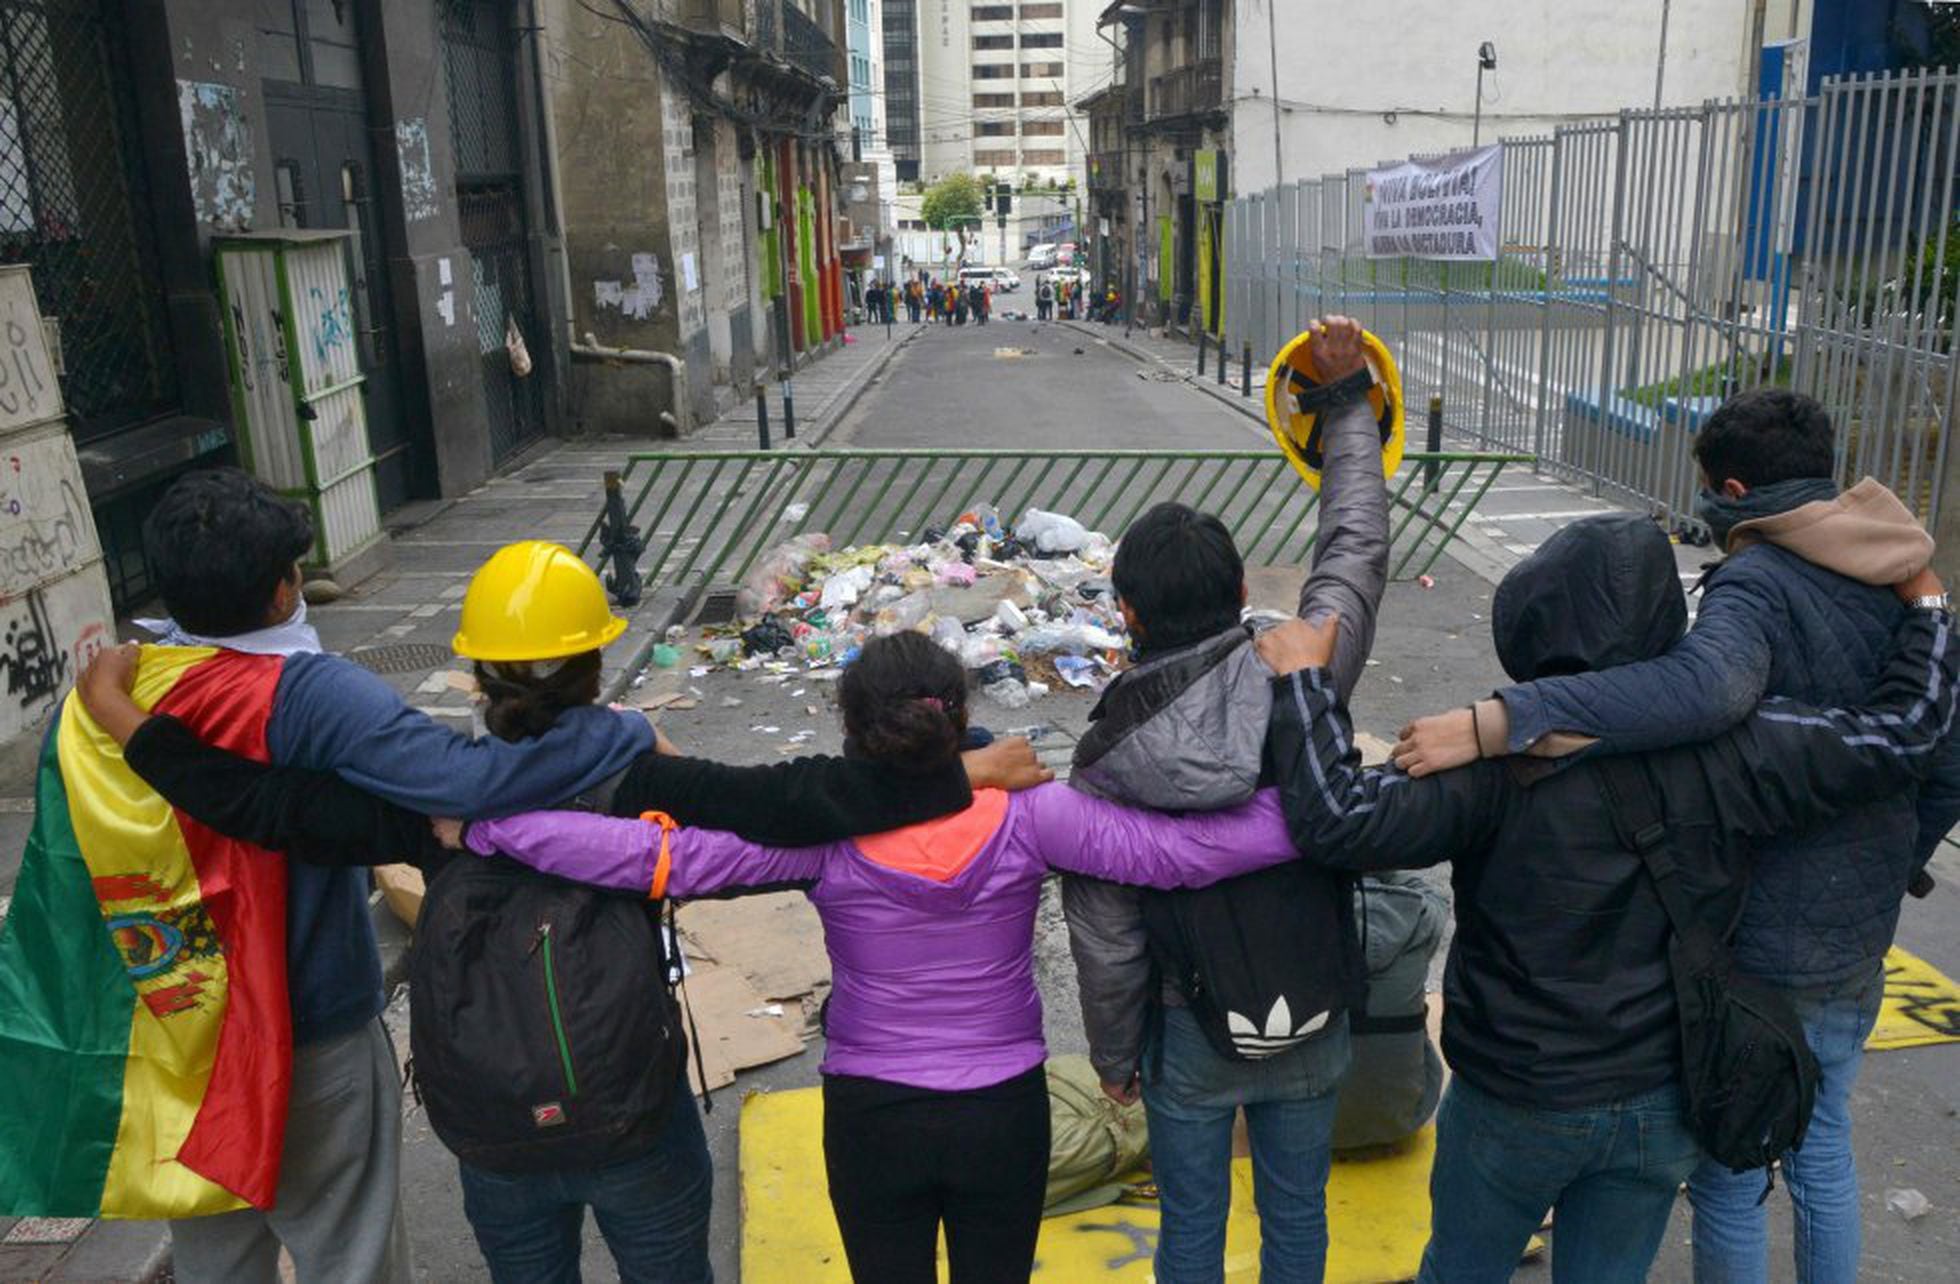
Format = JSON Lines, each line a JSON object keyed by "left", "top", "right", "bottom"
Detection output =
{"left": 1687, "top": 967, "right": 1885, "bottom": 1284}
{"left": 1419, "top": 1078, "right": 1703, "bottom": 1284}
{"left": 1142, "top": 1004, "right": 1350, "bottom": 1284}
{"left": 457, "top": 1093, "right": 713, "bottom": 1284}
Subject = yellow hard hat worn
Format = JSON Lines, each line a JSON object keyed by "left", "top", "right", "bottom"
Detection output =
{"left": 452, "top": 540, "right": 629, "bottom": 663}
{"left": 1265, "top": 326, "right": 1405, "bottom": 490}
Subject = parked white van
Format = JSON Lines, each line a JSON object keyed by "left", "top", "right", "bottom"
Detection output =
{"left": 958, "top": 266, "right": 1021, "bottom": 293}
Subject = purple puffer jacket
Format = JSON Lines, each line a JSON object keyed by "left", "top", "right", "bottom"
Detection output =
{"left": 465, "top": 783, "right": 1297, "bottom": 1092}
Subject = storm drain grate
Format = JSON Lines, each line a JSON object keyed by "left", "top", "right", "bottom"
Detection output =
{"left": 692, "top": 588, "right": 739, "bottom": 626}
{"left": 347, "top": 643, "right": 456, "bottom": 675}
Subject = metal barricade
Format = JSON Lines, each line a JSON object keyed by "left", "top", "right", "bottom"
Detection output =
{"left": 578, "top": 449, "right": 1528, "bottom": 598}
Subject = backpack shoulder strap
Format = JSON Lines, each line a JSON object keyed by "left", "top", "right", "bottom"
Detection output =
{"left": 1594, "top": 758, "right": 1714, "bottom": 955}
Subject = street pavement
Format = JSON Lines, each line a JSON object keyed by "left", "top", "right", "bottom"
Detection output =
{"left": 0, "top": 314, "right": 1953, "bottom": 1280}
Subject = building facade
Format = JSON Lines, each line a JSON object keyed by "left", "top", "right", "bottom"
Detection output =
{"left": 913, "top": 1, "right": 1103, "bottom": 191}
{"left": 1081, "top": 0, "right": 1890, "bottom": 336}
{"left": 0, "top": 0, "right": 860, "bottom": 621}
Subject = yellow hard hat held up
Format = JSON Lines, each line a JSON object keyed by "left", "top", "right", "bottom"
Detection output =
{"left": 1265, "top": 326, "right": 1405, "bottom": 490}
{"left": 452, "top": 540, "right": 629, "bottom": 663}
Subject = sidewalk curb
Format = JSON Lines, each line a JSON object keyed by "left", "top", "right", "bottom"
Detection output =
{"left": 1058, "top": 321, "right": 1268, "bottom": 432}
{"left": 802, "top": 324, "right": 923, "bottom": 447}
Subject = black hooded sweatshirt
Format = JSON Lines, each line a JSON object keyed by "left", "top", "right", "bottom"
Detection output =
{"left": 1265, "top": 514, "right": 1957, "bottom": 1109}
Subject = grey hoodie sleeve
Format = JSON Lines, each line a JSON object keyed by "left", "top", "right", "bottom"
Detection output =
{"left": 1062, "top": 875, "right": 1153, "bottom": 1085}
{"left": 1298, "top": 397, "right": 1391, "bottom": 702}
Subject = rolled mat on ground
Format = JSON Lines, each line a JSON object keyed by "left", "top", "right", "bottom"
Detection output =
{"left": 0, "top": 647, "right": 292, "bottom": 1219}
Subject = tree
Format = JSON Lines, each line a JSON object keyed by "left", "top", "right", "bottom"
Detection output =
{"left": 921, "top": 172, "right": 984, "bottom": 263}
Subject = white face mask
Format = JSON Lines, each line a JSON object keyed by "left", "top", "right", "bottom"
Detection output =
{"left": 137, "top": 590, "right": 323, "bottom": 658}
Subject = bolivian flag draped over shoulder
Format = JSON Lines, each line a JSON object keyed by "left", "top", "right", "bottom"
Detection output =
{"left": 0, "top": 646, "right": 291, "bottom": 1218}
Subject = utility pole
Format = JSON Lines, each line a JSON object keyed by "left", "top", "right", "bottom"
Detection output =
{"left": 1267, "top": 0, "right": 1285, "bottom": 341}
{"left": 1653, "top": 0, "right": 1672, "bottom": 109}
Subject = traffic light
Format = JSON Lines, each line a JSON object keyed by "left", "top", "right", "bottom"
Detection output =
{"left": 983, "top": 182, "right": 995, "bottom": 214}
{"left": 996, "top": 182, "right": 1013, "bottom": 216}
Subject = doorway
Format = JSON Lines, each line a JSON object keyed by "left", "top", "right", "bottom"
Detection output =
{"left": 259, "top": 0, "right": 421, "bottom": 508}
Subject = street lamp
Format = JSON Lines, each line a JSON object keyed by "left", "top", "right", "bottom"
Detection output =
{"left": 1473, "top": 42, "right": 1497, "bottom": 148}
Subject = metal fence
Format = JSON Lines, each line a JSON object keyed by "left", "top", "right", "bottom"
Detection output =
{"left": 1224, "top": 67, "right": 1960, "bottom": 533}
{"left": 577, "top": 448, "right": 1529, "bottom": 598}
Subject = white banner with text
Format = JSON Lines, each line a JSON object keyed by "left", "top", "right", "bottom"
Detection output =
{"left": 1364, "top": 146, "right": 1504, "bottom": 261}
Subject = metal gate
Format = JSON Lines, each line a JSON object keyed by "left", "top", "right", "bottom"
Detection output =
{"left": 1222, "top": 67, "right": 1960, "bottom": 535}
{"left": 442, "top": 0, "right": 543, "bottom": 464}
{"left": 0, "top": 0, "right": 176, "bottom": 439}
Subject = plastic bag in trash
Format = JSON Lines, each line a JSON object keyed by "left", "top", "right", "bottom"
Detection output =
{"left": 737, "top": 533, "right": 831, "bottom": 616}
{"left": 819, "top": 564, "right": 876, "bottom": 611}
{"left": 872, "top": 591, "right": 933, "bottom": 636}
{"left": 741, "top": 616, "right": 796, "bottom": 656}
{"left": 1018, "top": 508, "right": 1091, "bottom": 554}
{"left": 930, "top": 615, "right": 968, "bottom": 656}
{"left": 1018, "top": 622, "right": 1126, "bottom": 656}
{"left": 983, "top": 678, "right": 1031, "bottom": 709}
{"left": 975, "top": 658, "right": 1028, "bottom": 687}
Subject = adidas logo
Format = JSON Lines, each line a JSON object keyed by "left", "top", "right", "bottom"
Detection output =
{"left": 1225, "top": 997, "right": 1330, "bottom": 1060}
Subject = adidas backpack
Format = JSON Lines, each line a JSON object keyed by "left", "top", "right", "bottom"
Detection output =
{"left": 1141, "top": 861, "right": 1365, "bottom": 1062}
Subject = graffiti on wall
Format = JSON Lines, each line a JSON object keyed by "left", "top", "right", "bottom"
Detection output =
{"left": 0, "top": 300, "right": 54, "bottom": 430}
{"left": 177, "top": 80, "right": 255, "bottom": 232}
{"left": 307, "top": 286, "right": 353, "bottom": 365}
{"left": 0, "top": 462, "right": 89, "bottom": 595}
{"left": 396, "top": 118, "right": 441, "bottom": 222}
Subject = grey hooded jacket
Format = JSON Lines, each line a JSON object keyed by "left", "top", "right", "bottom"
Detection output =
{"left": 1061, "top": 395, "right": 1390, "bottom": 1085}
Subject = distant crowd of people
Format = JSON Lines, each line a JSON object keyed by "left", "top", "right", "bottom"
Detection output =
{"left": 856, "top": 269, "right": 1126, "bottom": 329}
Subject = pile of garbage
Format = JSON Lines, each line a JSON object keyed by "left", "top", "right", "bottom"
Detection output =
{"left": 696, "top": 505, "right": 1131, "bottom": 708}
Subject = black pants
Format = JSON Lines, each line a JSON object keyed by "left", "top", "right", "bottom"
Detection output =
{"left": 822, "top": 1066, "right": 1050, "bottom": 1284}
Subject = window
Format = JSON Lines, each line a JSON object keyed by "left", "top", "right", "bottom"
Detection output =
{"left": 973, "top": 92, "right": 1015, "bottom": 107}
{"left": 1020, "top": 3, "right": 1064, "bottom": 16}
{"left": 973, "top": 149, "right": 1017, "bottom": 166}
{"left": 1021, "top": 150, "right": 1064, "bottom": 165}
{"left": 1021, "top": 119, "right": 1064, "bottom": 135}
{"left": 1021, "top": 90, "right": 1063, "bottom": 106}
{"left": 973, "top": 34, "right": 1012, "bottom": 50}
{"left": 1020, "top": 32, "right": 1062, "bottom": 48}
{"left": 1021, "top": 61, "right": 1064, "bottom": 78}
{"left": 971, "top": 5, "right": 1012, "bottom": 19}
{"left": 973, "top": 64, "right": 1013, "bottom": 80}
{"left": 977, "top": 121, "right": 1014, "bottom": 136}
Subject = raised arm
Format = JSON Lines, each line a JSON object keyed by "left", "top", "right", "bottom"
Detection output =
{"left": 1706, "top": 604, "right": 1957, "bottom": 840}
{"left": 462, "top": 811, "right": 827, "bottom": 899}
{"left": 1295, "top": 318, "right": 1390, "bottom": 703}
{"left": 1023, "top": 783, "right": 1298, "bottom": 887}
{"left": 270, "top": 653, "right": 653, "bottom": 817}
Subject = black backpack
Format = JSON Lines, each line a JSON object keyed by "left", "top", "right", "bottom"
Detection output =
{"left": 1598, "top": 758, "right": 1820, "bottom": 1177}
{"left": 409, "top": 799, "right": 688, "bottom": 1174}
{"left": 1141, "top": 861, "right": 1364, "bottom": 1064}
